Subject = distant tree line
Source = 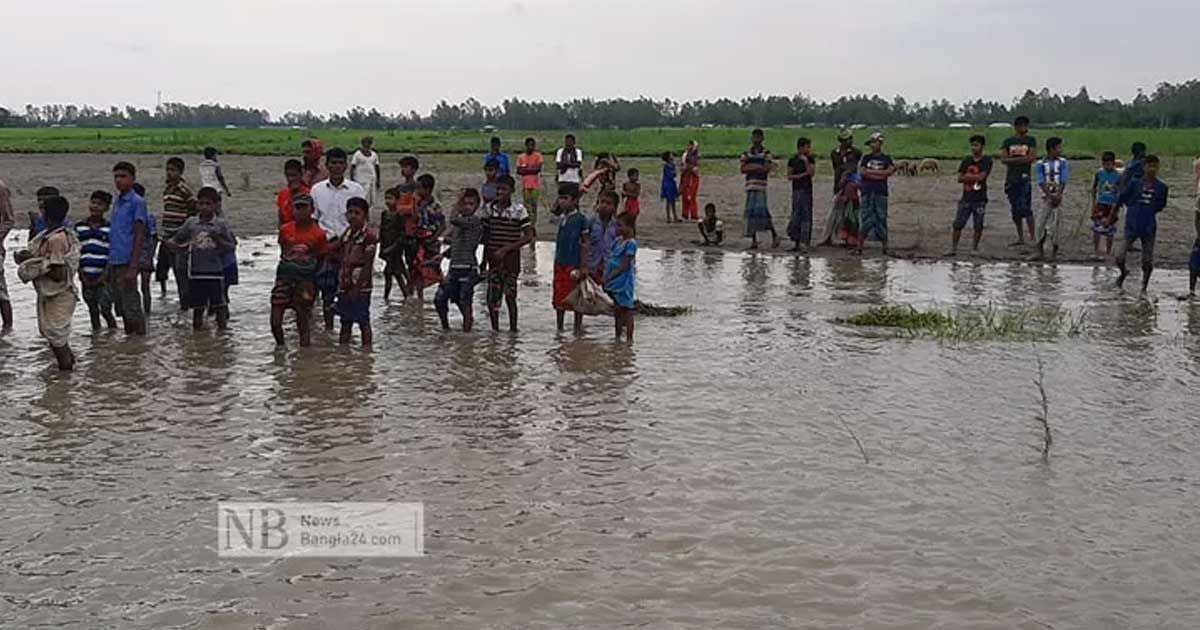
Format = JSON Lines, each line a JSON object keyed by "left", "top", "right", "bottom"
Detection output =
{"left": 3, "top": 82, "right": 1200, "bottom": 130}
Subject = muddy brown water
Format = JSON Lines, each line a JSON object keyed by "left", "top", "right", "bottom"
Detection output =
{"left": 2, "top": 235, "right": 1200, "bottom": 629}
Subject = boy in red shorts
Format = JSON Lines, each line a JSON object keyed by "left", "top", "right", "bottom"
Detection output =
{"left": 551, "top": 184, "right": 590, "bottom": 333}
{"left": 271, "top": 194, "right": 328, "bottom": 347}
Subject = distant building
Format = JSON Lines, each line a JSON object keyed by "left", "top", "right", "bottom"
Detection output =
{"left": 948, "top": 122, "right": 972, "bottom": 129}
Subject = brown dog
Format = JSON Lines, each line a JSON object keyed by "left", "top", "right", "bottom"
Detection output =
{"left": 919, "top": 158, "right": 940, "bottom": 175}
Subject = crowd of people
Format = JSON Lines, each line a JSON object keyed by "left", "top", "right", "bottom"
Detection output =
{"left": 2, "top": 116, "right": 1200, "bottom": 370}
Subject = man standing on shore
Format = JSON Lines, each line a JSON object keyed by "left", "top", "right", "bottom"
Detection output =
{"left": 555, "top": 134, "right": 583, "bottom": 197}
{"left": 830, "top": 130, "right": 862, "bottom": 196}
{"left": 1001, "top": 116, "right": 1038, "bottom": 246}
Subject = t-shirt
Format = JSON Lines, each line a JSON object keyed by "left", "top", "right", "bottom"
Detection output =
{"left": 337, "top": 226, "right": 379, "bottom": 293}
{"left": 740, "top": 148, "right": 773, "bottom": 191}
{"left": 350, "top": 150, "right": 380, "bottom": 186}
{"left": 1124, "top": 158, "right": 1145, "bottom": 184}
{"left": 555, "top": 147, "right": 584, "bottom": 184}
{"left": 700, "top": 218, "right": 725, "bottom": 240}
{"left": 416, "top": 198, "right": 444, "bottom": 239}
{"left": 276, "top": 185, "right": 311, "bottom": 226}
{"left": 484, "top": 152, "right": 511, "bottom": 178}
{"left": 311, "top": 177, "right": 367, "bottom": 240}
{"left": 279, "top": 221, "right": 330, "bottom": 259}
{"left": 958, "top": 155, "right": 994, "bottom": 203}
{"left": 481, "top": 201, "right": 531, "bottom": 252}
{"left": 395, "top": 181, "right": 419, "bottom": 236}
{"left": 1094, "top": 169, "right": 1121, "bottom": 205}
{"left": 109, "top": 190, "right": 150, "bottom": 266}
{"left": 75, "top": 219, "right": 111, "bottom": 280}
{"left": 173, "top": 215, "right": 234, "bottom": 278}
{"left": 481, "top": 181, "right": 498, "bottom": 204}
{"left": 447, "top": 215, "right": 484, "bottom": 269}
{"left": 161, "top": 179, "right": 194, "bottom": 239}
{"left": 1121, "top": 178, "right": 1169, "bottom": 238}
{"left": 1035, "top": 157, "right": 1070, "bottom": 191}
{"left": 604, "top": 238, "right": 637, "bottom": 308}
{"left": 1002, "top": 135, "right": 1037, "bottom": 185}
{"left": 831, "top": 146, "right": 863, "bottom": 193}
{"left": 588, "top": 216, "right": 619, "bottom": 274}
{"left": 859, "top": 153, "right": 895, "bottom": 196}
{"left": 554, "top": 210, "right": 588, "bottom": 267}
{"left": 198, "top": 158, "right": 222, "bottom": 191}
{"left": 788, "top": 154, "right": 815, "bottom": 192}
{"left": 517, "top": 151, "right": 544, "bottom": 190}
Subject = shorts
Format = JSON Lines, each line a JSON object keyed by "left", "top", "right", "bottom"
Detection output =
{"left": 1005, "top": 178, "right": 1033, "bottom": 220}
{"left": 435, "top": 267, "right": 478, "bottom": 309}
{"left": 335, "top": 293, "right": 371, "bottom": 325}
{"left": 1092, "top": 203, "right": 1118, "bottom": 236}
{"left": 271, "top": 276, "right": 316, "bottom": 311}
{"left": 486, "top": 253, "right": 520, "bottom": 311}
{"left": 553, "top": 264, "right": 581, "bottom": 310}
{"left": 187, "top": 277, "right": 226, "bottom": 309}
{"left": 953, "top": 200, "right": 987, "bottom": 231}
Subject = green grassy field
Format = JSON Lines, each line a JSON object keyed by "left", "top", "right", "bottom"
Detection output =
{"left": 0, "top": 127, "right": 1197, "bottom": 160}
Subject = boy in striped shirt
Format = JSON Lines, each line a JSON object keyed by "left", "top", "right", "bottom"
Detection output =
{"left": 75, "top": 190, "right": 118, "bottom": 330}
{"left": 159, "top": 157, "right": 194, "bottom": 305}
{"left": 481, "top": 175, "right": 534, "bottom": 332}
{"left": 1032, "top": 137, "right": 1070, "bottom": 261}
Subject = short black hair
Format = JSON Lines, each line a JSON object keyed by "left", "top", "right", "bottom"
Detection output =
{"left": 1046, "top": 137, "right": 1063, "bottom": 151}
{"left": 1144, "top": 154, "right": 1160, "bottom": 165}
{"left": 35, "top": 186, "right": 60, "bottom": 198}
{"left": 301, "top": 139, "right": 314, "bottom": 149}
{"left": 113, "top": 161, "right": 136, "bottom": 176}
{"left": 284, "top": 158, "right": 303, "bottom": 173}
{"left": 325, "top": 147, "right": 348, "bottom": 161}
{"left": 1131, "top": 142, "right": 1147, "bottom": 157}
{"left": 346, "top": 196, "right": 369, "bottom": 211}
{"left": 969, "top": 135, "right": 986, "bottom": 146}
{"left": 1101, "top": 151, "right": 1117, "bottom": 162}
{"left": 496, "top": 174, "right": 516, "bottom": 189}
{"left": 661, "top": 151, "right": 672, "bottom": 161}
{"left": 461, "top": 187, "right": 480, "bottom": 201}
{"left": 196, "top": 186, "right": 221, "bottom": 203}
{"left": 524, "top": 137, "right": 535, "bottom": 145}
{"left": 417, "top": 173, "right": 435, "bottom": 190}
{"left": 384, "top": 186, "right": 399, "bottom": 198}
{"left": 704, "top": 202, "right": 717, "bottom": 211}
{"left": 797, "top": 137, "right": 811, "bottom": 147}
{"left": 166, "top": 157, "right": 185, "bottom": 170}
{"left": 203, "top": 146, "right": 217, "bottom": 159}
{"left": 361, "top": 135, "right": 374, "bottom": 144}
{"left": 1014, "top": 115, "right": 1030, "bottom": 126}
{"left": 484, "top": 158, "right": 499, "bottom": 170}
{"left": 557, "top": 183, "right": 579, "bottom": 198}
{"left": 617, "top": 212, "right": 636, "bottom": 230}
{"left": 598, "top": 189, "right": 619, "bottom": 205}
{"left": 43, "top": 196, "right": 69, "bottom": 223}
{"left": 399, "top": 155, "right": 419, "bottom": 169}
{"left": 751, "top": 128, "right": 764, "bottom": 137}
{"left": 490, "top": 136, "right": 501, "bottom": 145}
{"left": 565, "top": 133, "right": 576, "bottom": 141}
{"left": 627, "top": 168, "right": 639, "bottom": 177}
{"left": 132, "top": 183, "right": 146, "bottom": 197}
{"left": 90, "top": 190, "right": 113, "bottom": 204}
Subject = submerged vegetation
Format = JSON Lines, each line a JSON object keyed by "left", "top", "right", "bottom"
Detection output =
{"left": 634, "top": 300, "right": 693, "bottom": 317}
{"left": 840, "top": 304, "right": 1086, "bottom": 341}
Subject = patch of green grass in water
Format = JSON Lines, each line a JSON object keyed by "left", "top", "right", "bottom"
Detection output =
{"left": 840, "top": 304, "right": 1086, "bottom": 341}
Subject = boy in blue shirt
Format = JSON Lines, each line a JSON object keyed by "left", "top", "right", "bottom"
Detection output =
{"left": 75, "top": 191, "right": 118, "bottom": 330}
{"left": 1091, "top": 152, "right": 1122, "bottom": 258}
{"left": 602, "top": 213, "right": 638, "bottom": 342}
{"left": 551, "top": 185, "right": 590, "bottom": 333}
{"left": 1032, "top": 137, "right": 1069, "bottom": 261}
{"left": 1115, "top": 155, "right": 1169, "bottom": 293}
{"left": 108, "top": 161, "right": 149, "bottom": 335}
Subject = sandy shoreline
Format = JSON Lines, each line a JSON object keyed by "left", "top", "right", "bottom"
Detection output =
{"left": 2, "top": 152, "right": 1197, "bottom": 269}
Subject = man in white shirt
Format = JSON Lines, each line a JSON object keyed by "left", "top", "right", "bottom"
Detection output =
{"left": 555, "top": 133, "right": 583, "bottom": 195}
{"left": 311, "top": 147, "right": 367, "bottom": 241}
{"left": 350, "top": 136, "right": 382, "bottom": 207}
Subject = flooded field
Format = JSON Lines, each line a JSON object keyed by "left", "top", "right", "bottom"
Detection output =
{"left": 3, "top": 236, "right": 1200, "bottom": 629}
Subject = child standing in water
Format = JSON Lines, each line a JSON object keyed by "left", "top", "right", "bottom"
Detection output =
{"left": 15, "top": 196, "right": 80, "bottom": 370}
{"left": 199, "top": 147, "right": 233, "bottom": 198}
{"left": 480, "top": 175, "right": 534, "bottom": 332}
{"left": 132, "top": 183, "right": 157, "bottom": 315}
{"left": 380, "top": 187, "right": 409, "bottom": 301}
{"left": 551, "top": 185, "right": 590, "bottom": 333}
{"left": 1091, "top": 151, "right": 1122, "bottom": 258}
{"left": 271, "top": 193, "right": 328, "bottom": 347}
{"left": 335, "top": 197, "right": 378, "bottom": 347}
{"left": 167, "top": 187, "right": 236, "bottom": 331}
{"left": 434, "top": 188, "right": 485, "bottom": 332}
{"left": 1115, "top": 155, "right": 1169, "bottom": 294}
{"left": 413, "top": 174, "right": 446, "bottom": 302}
{"left": 660, "top": 152, "right": 679, "bottom": 223}
{"left": 1032, "top": 137, "right": 1069, "bottom": 262}
{"left": 603, "top": 212, "right": 638, "bottom": 342}
{"left": 621, "top": 168, "right": 641, "bottom": 225}
{"left": 75, "top": 191, "right": 118, "bottom": 330}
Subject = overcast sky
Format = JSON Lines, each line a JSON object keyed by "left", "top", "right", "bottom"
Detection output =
{"left": 4, "top": 0, "right": 1199, "bottom": 117}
